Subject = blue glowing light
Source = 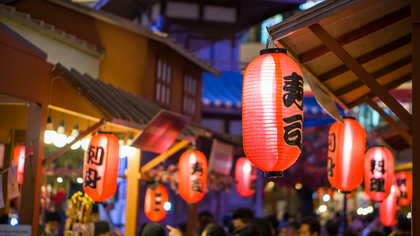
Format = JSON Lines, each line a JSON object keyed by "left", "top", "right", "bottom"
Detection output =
{"left": 10, "top": 217, "right": 18, "bottom": 226}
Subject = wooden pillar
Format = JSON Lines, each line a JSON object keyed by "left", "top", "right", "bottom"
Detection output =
{"left": 20, "top": 102, "right": 48, "bottom": 236}
{"left": 411, "top": 0, "right": 420, "bottom": 234}
{"left": 186, "top": 203, "right": 197, "bottom": 236}
{"left": 125, "top": 149, "right": 141, "bottom": 236}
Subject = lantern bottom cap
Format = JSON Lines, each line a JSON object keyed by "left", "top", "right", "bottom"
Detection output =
{"left": 264, "top": 171, "right": 283, "bottom": 178}
{"left": 339, "top": 191, "right": 352, "bottom": 194}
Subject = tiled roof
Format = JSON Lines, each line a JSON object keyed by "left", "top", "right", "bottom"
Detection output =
{"left": 47, "top": 0, "right": 221, "bottom": 76}
{"left": 0, "top": 4, "right": 105, "bottom": 58}
{"left": 202, "top": 71, "right": 243, "bottom": 108}
{"left": 54, "top": 63, "right": 215, "bottom": 140}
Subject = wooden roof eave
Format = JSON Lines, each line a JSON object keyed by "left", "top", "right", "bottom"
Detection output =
{"left": 267, "top": 0, "right": 413, "bottom": 147}
{"left": 267, "top": 0, "right": 365, "bottom": 42}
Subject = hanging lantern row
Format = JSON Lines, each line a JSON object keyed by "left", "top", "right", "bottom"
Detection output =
{"left": 242, "top": 48, "right": 304, "bottom": 178}
{"left": 326, "top": 118, "right": 412, "bottom": 207}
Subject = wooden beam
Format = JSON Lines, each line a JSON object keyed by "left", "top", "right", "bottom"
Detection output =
{"left": 49, "top": 105, "right": 143, "bottom": 132}
{"left": 308, "top": 23, "right": 412, "bottom": 129}
{"left": 276, "top": 39, "right": 350, "bottom": 110}
{"left": 394, "top": 162, "right": 412, "bottom": 172}
{"left": 365, "top": 98, "right": 412, "bottom": 146}
{"left": 346, "top": 73, "right": 412, "bottom": 108}
{"left": 300, "top": 6, "right": 411, "bottom": 65}
{"left": 42, "top": 119, "right": 104, "bottom": 166}
{"left": 140, "top": 140, "right": 190, "bottom": 173}
{"left": 125, "top": 149, "right": 141, "bottom": 236}
{"left": 334, "top": 56, "right": 412, "bottom": 97}
{"left": 19, "top": 102, "right": 47, "bottom": 236}
{"left": 319, "top": 34, "right": 412, "bottom": 82}
{"left": 411, "top": 0, "right": 420, "bottom": 233}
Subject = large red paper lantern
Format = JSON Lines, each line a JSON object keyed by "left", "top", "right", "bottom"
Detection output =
{"left": 327, "top": 118, "right": 365, "bottom": 192}
{"left": 178, "top": 150, "right": 207, "bottom": 203}
{"left": 144, "top": 184, "right": 168, "bottom": 222}
{"left": 83, "top": 133, "right": 119, "bottom": 202}
{"left": 364, "top": 147, "right": 394, "bottom": 202}
{"left": 242, "top": 48, "right": 304, "bottom": 178}
{"left": 13, "top": 145, "right": 25, "bottom": 184}
{"left": 379, "top": 185, "right": 400, "bottom": 227}
{"left": 395, "top": 171, "right": 412, "bottom": 206}
{"left": 235, "top": 157, "right": 258, "bottom": 198}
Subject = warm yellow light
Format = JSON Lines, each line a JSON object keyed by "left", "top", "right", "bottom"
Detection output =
{"left": 53, "top": 121, "right": 67, "bottom": 148}
{"left": 82, "top": 134, "right": 91, "bottom": 151}
{"left": 319, "top": 205, "right": 327, "bottom": 213}
{"left": 44, "top": 117, "right": 56, "bottom": 144}
{"left": 295, "top": 183, "right": 302, "bottom": 190}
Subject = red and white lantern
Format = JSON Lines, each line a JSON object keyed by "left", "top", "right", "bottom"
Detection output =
{"left": 327, "top": 118, "right": 365, "bottom": 192}
{"left": 83, "top": 133, "right": 120, "bottom": 202}
{"left": 144, "top": 184, "right": 169, "bottom": 222}
{"left": 235, "top": 157, "right": 257, "bottom": 197}
{"left": 364, "top": 147, "right": 394, "bottom": 202}
{"left": 395, "top": 171, "right": 412, "bottom": 206}
{"left": 13, "top": 145, "right": 25, "bottom": 184}
{"left": 178, "top": 150, "right": 208, "bottom": 203}
{"left": 379, "top": 185, "right": 400, "bottom": 227}
{"left": 242, "top": 48, "right": 304, "bottom": 178}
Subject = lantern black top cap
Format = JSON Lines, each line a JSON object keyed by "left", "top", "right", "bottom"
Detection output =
{"left": 343, "top": 116, "right": 356, "bottom": 120}
{"left": 97, "top": 131, "right": 113, "bottom": 135}
{"left": 260, "top": 48, "right": 287, "bottom": 55}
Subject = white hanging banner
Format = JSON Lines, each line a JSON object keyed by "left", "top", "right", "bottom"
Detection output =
{"left": 8, "top": 162, "right": 20, "bottom": 200}
{"left": 0, "top": 225, "right": 31, "bottom": 235}
{"left": 0, "top": 175, "right": 4, "bottom": 209}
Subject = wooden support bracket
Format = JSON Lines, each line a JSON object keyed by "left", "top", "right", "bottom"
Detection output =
{"left": 364, "top": 97, "right": 412, "bottom": 146}
{"left": 42, "top": 119, "right": 104, "bottom": 166}
{"left": 308, "top": 23, "right": 412, "bottom": 129}
{"left": 140, "top": 140, "right": 190, "bottom": 173}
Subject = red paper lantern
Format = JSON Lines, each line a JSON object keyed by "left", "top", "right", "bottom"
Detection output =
{"left": 242, "top": 48, "right": 304, "bottom": 178}
{"left": 395, "top": 171, "right": 412, "bottom": 206}
{"left": 13, "top": 145, "right": 25, "bottom": 184}
{"left": 144, "top": 184, "right": 168, "bottom": 222}
{"left": 235, "top": 157, "right": 258, "bottom": 197}
{"left": 327, "top": 118, "right": 365, "bottom": 192}
{"left": 379, "top": 185, "right": 400, "bottom": 227}
{"left": 178, "top": 150, "right": 207, "bottom": 203}
{"left": 83, "top": 133, "right": 119, "bottom": 202}
{"left": 364, "top": 147, "right": 394, "bottom": 202}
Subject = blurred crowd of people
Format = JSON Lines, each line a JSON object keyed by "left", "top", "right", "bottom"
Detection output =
{"left": 139, "top": 207, "right": 411, "bottom": 236}
{"left": 0, "top": 203, "right": 411, "bottom": 236}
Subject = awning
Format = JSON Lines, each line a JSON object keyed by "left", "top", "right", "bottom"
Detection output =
{"left": 267, "top": 0, "right": 412, "bottom": 146}
{"left": 51, "top": 63, "right": 211, "bottom": 140}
